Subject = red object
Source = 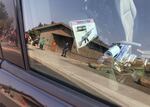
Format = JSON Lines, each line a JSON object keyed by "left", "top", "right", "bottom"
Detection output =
{"left": 51, "top": 41, "right": 57, "bottom": 52}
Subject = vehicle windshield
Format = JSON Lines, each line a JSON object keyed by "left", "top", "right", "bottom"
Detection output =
{"left": 22, "top": 0, "right": 150, "bottom": 105}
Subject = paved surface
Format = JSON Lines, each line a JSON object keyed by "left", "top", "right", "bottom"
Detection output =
{"left": 28, "top": 45, "right": 150, "bottom": 107}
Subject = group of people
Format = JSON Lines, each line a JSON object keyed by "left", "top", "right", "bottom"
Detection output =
{"left": 25, "top": 33, "right": 46, "bottom": 50}
{"left": 25, "top": 33, "right": 70, "bottom": 57}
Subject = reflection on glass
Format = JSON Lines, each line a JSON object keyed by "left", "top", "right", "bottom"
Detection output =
{"left": 0, "top": 0, "right": 24, "bottom": 68}
{"left": 22, "top": 0, "right": 150, "bottom": 102}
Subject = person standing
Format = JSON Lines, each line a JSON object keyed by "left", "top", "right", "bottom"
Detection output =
{"left": 61, "top": 42, "right": 69, "bottom": 57}
{"left": 39, "top": 37, "right": 46, "bottom": 50}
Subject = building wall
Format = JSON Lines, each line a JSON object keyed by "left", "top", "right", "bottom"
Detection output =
{"left": 40, "top": 30, "right": 73, "bottom": 52}
{"left": 71, "top": 41, "right": 104, "bottom": 63}
{"left": 40, "top": 31, "right": 54, "bottom": 50}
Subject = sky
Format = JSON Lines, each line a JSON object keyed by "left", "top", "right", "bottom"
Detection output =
{"left": 22, "top": 0, "right": 150, "bottom": 51}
